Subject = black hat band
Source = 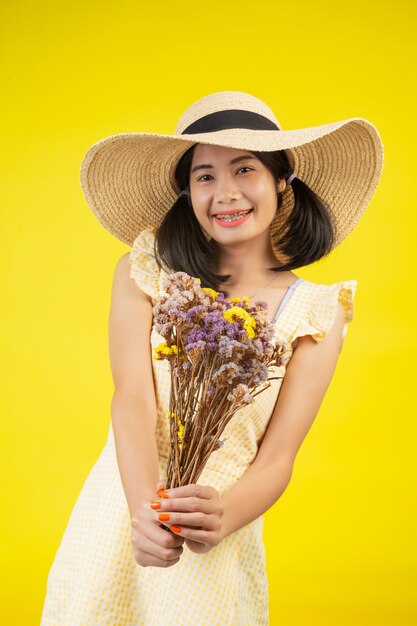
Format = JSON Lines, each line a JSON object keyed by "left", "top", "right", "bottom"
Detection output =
{"left": 181, "top": 109, "right": 280, "bottom": 134}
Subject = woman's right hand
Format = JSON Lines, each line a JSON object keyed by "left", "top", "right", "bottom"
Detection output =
{"left": 130, "top": 486, "right": 185, "bottom": 568}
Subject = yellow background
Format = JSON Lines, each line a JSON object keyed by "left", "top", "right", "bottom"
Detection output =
{"left": 1, "top": 1, "right": 416, "bottom": 624}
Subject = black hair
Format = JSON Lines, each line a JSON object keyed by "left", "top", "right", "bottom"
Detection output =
{"left": 154, "top": 144, "right": 336, "bottom": 298}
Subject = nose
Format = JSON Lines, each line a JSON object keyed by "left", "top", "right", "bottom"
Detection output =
{"left": 214, "top": 176, "right": 243, "bottom": 204}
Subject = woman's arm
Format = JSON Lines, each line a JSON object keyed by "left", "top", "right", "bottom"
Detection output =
{"left": 108, "top": 253, "right": 160, "bottom": 520}
{"left": 219, "top": 300, "right": 347, "bottom": 541}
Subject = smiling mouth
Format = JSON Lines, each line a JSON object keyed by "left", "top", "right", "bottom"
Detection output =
{"left": 212, "top": 209, "right": 254, "bottom": 222}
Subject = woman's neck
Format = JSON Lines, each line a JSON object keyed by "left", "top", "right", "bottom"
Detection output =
{"left": 216, "top": 232, "right": 281, "bottom": 275}
{"left": 217, "top": 250, "right": 282, "bottom": 282}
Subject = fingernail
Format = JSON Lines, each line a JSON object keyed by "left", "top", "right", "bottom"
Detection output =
{"left": 156, "top": 485, "right": 165, "bottom": 494}
{"left": 171, "top": 525, "right": 182, "bottom": 533}
{"left": 150, "top": 501, "right": 161, "bottom": 510}
{"left": 158, "top": 513, "right": 170, "bottom": 521}
{"left": 159, "top": 491, "right": 169, "bottom": 499}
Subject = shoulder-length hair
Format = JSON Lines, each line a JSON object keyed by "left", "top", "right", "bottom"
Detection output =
{"left": 153, "top": 144, "right": 336, "bottom": 298}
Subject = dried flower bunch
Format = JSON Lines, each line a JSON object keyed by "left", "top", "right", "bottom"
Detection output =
{"left": 152, "top": 272, "right": 292, "bottom": 489}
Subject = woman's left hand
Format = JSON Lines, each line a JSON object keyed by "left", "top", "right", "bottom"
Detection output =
{"left": 154, "top": 479, "right": 224, "bottom": 554}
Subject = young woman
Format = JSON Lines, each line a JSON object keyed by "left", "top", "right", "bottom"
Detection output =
{"left": 40, "top": 91, "right": 384, "bottom": 625}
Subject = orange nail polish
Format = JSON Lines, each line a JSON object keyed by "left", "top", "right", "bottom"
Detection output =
{"left": 171, "top": 525, "right": 182, "bottom": 533}
{"left": 158, "top": 513, "right": 170, "bottom": 521}
{"left": 156, "top": 485, "right": 165, "bottom": 494}
{"left": 159, "top": 491, "right": 169, "bottom": 499}
{"left": 150, "top": 501, "right": 161, "bottom": 509}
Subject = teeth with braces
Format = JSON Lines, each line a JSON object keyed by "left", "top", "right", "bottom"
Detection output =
{"left": 215, "top": 210, "right": 251, "bottom": 222}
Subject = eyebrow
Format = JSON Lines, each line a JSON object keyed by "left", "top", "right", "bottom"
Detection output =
{"left": 190, "top": 155, "right": 257, "bottom": 174}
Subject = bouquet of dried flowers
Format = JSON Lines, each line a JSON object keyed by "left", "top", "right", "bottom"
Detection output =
{"left": 152, "top": 272, "right": 291, "bottom": 490}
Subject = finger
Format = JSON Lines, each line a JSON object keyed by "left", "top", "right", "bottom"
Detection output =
{"left": 156, "top": 511, "right": 217, "bottom": 531}
{"left": 133, "top": 537, "right": 183, "bottom": 562}
{"left": 156, "top": 521, "right": 185, "bottom": 547}
{"left": 132, "top": 518, "right": 185, "bottom": 559}
{"left": 156, "top": 479, "right": 167, "bottom": 495}
{"left": 162, "top": 483, "right": 212, "bottom": 500}
{"left": 159, "top": 495, "right": 214, "bottom": 515}
{"left": 168, "top": 523, "right": 211, "bottom": 543}
{"left": 153, "top": 519, "right": 185, "bottom": 548}
{"left": 132, "top": 542, "right": 183, "bottom": 568}
{"left": 132, "top": 514, "right": 185, "bottom": 549}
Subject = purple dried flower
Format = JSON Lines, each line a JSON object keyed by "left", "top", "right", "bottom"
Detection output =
{"left": 185, "top": 305, "right": 206, "bottom": 322}
{"left": 185, "top": 339, "right": 207, "bottom": 353}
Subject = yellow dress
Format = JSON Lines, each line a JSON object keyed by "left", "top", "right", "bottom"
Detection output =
{"left": 40, "top": 228, "right": 357, "bottom": 626}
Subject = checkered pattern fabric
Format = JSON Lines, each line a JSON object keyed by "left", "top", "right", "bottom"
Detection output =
{"left": 40, "top": 228, "right": 357, "bottom": 625}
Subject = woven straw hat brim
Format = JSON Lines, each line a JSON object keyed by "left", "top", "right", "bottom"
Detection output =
{"left": 80, "top": 117, "right": 384, "bottom": 253}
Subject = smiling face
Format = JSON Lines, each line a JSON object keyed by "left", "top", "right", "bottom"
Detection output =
{"left": 189, "top": 144, "right": 286, "bottom": 249}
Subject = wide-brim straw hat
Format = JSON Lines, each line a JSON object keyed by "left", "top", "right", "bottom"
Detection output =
{"left": 79, "top": 90, "right": 384, "bottom": 256}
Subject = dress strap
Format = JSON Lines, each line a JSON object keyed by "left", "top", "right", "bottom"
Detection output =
{"left": 271, "top": 278, "right": 304, "bottom": 325}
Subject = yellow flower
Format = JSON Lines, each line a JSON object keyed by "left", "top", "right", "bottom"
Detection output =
{"left": 177, "top": 420, "right": 185, "bottom": 442}
{"left": 165, "top": 412, "right": 186, "bottom": 449}
{"left": 223, "top": 306, "right": 257, "bottom": 339}
{"left": 202, "top": 287, "right": 219, "bottom": 299}
{"left": 230, "top": 296, "right": 250, "bottom": 305}
{"left": 223, "top": 305, "right": 246, "bottom": 322}
{"left": 245, "top": 322, "right": 256, "bottom": 339}
{"left": 152, "top": 343, "right": 178, "bottom": 360}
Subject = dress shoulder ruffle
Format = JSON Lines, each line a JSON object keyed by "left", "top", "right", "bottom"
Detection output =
{"left": 292, "top": 279, "right": 358, "bottom": 347}
{"left": 129, "top": 227, "right": 160, "bottom": 301}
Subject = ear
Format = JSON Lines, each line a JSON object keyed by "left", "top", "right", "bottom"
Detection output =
{"left": 276, "top": 177, "right": 287, "bottom": 194}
